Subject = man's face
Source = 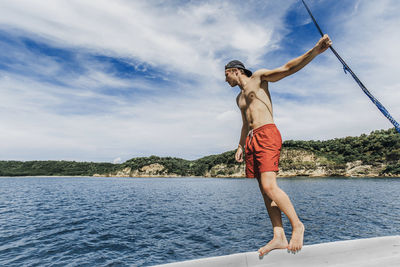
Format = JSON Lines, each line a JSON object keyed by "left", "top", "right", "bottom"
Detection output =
{"left": 225, "top": 69, "right": 238, "bottom": 87}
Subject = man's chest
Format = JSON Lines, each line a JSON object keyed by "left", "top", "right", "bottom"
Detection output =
{"left": 240, "top": 87, "right": 269, "bottom": 105}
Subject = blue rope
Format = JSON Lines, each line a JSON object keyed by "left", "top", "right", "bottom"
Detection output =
{"left": 301, "top": 0, "right": 400, "bottom": 134}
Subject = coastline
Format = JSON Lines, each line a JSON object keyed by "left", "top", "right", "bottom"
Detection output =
{"left": 1, "top": 128, "right": 399, "bottom": 178}
{"left": 1, "top": 175, "right": 398, "bottom": 178}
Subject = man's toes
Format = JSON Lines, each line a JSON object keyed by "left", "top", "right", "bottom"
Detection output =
{"left": 258, "top": 248, "right": 265, "bottom": 256}
{"left": 293, "top": 247, "right": 302, "bottom": 254}
{"left": 287, "top": 245, "right": 301, "bottom": 254}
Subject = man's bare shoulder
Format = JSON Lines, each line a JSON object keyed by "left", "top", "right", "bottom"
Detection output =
{"left": 252, "top": 68, "right": 273, "bottom": 78}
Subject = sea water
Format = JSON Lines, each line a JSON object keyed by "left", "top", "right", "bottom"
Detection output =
{"left": 0, "top": 176, "right": 399, "bottom": 266}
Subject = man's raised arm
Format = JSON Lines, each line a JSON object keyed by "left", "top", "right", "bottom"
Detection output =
{"left": 258, "top": 34, "right": 332, "bottom": 82}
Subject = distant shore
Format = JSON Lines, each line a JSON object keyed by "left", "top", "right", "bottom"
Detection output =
{"left": 2, "top": 175, "right": 398, "bottom": 179}
{"left": 1, "top": 128, "right": 399, "bottom": 177}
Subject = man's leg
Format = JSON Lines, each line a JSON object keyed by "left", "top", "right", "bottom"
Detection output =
{"left": 257, "top": 178, "right": 288, "bottom": 256}
{"left": 259, "top": 171, "right": 304, "bottom": 253}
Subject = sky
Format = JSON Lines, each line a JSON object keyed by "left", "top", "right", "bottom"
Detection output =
{"left": 1, "top": 0, "right": 399, "bottom": 163}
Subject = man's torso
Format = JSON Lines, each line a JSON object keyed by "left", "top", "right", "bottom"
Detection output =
{"left": 237, "top": 73, "right": 274, "bottom": 129}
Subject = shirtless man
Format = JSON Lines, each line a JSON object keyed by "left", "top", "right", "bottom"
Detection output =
{"left": 225, "top": 34, "right": 332, "bottom": 256}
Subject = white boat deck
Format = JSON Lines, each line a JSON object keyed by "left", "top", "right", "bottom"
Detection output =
{"left": 153, "top": 235, "right": 400, "bottom": 267}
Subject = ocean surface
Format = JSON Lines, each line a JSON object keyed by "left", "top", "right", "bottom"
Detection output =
{"left": 0, "top": 176, "right": 399, "bottom": 266}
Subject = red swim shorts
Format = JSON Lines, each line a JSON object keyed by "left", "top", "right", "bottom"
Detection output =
{"left": 245, "top": 124, "right": 282, "bottom": 179}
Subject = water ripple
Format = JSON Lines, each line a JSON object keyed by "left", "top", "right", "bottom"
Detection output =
{"left": 0, "top": 177, "right": 399, "bottom": 266}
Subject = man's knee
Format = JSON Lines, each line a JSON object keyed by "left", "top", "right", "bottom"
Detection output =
{"left": 262, "top": 183, "right": 277, "bottom": 197}
{"left": 257, "top": 177, "right": 270, "bottom": 196}
{"left": 260, "top": 172, "right": 278, "bottom": 197}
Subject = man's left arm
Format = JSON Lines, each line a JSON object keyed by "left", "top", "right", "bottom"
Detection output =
{"left": 259, "top": 34, "right": 332, "bottom": 82}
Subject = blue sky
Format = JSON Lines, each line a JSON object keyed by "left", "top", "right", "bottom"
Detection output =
{"left": 1, "top": 0, "right": 399, "bottom": 162}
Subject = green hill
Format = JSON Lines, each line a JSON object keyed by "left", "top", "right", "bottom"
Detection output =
{"left": 0, "top": 128, "right": 399, "bottom": 177}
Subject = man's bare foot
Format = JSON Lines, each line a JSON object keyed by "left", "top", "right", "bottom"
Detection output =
{"left": 258, "top": 237, "right": 288, "bottom": 257}
{"left": 287, "top": 222, "right": 304, "bottom": 253}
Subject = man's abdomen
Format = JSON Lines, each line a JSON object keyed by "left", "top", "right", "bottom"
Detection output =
{"left": 246, "top": 101, "right": 274, "bottom": 130}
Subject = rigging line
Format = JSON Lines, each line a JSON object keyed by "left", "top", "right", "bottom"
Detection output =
{"left": 301, "top": 0, "right": 400, "bottom": 134}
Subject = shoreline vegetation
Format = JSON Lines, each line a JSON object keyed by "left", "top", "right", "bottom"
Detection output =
{"left": 1, "top": 128, "right": 399, "bottom": 178}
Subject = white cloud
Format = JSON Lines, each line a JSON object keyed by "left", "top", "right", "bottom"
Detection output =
{"left": 0, "top": 0, "right": 293, "bottom": 78}
{"left": 268, "top": 0, "right": 400, "bottom": 141}
{"left": 0, "top": 0, "right": 399, "bottom": 162}
{"left": 0, "top": 71, "right": 242, "bottom": 161}
{"left": 113, "top": 157, "right": 122, "bottom": 164}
